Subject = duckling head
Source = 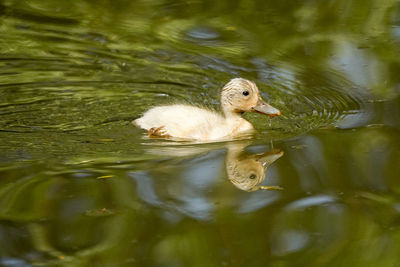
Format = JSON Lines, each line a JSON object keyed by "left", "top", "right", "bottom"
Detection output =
{"left": 221, "top": 78, "right": 280, "bottom": 117}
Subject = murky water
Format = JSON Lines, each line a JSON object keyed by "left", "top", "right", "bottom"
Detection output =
{"left": 1, "top": 0, "right": 400, "bottom": 266}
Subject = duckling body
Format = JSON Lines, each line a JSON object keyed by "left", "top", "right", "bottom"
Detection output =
{"left": 133, "top": 78, "right": 280, "bottom": 141}
{"left": 134, "top": 104, "right": 253, "bottom": 140}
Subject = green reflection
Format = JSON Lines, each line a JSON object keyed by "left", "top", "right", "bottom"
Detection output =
{"left": 0, "top": 0, "right": 400, "bottom": 266}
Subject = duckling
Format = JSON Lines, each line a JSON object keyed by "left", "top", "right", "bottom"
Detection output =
{"left": 133, "top": 78, "right": 280, "bottom": 141}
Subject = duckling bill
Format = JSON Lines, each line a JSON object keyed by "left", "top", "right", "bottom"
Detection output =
{"left": 133, "top": 78, "right": 280, "bottom": 141}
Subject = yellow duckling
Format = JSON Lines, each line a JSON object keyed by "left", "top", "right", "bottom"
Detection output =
{"left": 133, "top": 78, "right": 280, "bottom": 141}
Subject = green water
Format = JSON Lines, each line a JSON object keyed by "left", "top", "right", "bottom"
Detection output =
{"left": 1, "top": 0, "right": 400, "bottom": 266}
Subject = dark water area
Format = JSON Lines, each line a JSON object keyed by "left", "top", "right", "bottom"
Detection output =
{"left": 0, "top": 0, "right": 400, "bottom": 266}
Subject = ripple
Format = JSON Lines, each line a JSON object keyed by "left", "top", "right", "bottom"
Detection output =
{"left": 248, "top": 60, "right": 365, "bottom": 133}
{"left": 7, "top": 6, "right": 79, "bottom": 26}
{"left": 185, "top": 26, "right": 221, "bottom": 40}
{"left": 0, "top": 1, "right": 368, "bottom": 159}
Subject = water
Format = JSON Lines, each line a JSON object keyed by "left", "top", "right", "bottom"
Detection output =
{"left": 0, "top": 0, "right": 399, "bottom": 266}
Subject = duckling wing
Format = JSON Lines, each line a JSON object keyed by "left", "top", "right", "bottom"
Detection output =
{"left": 134, "top": 105, "right": 226, "bottom": 140}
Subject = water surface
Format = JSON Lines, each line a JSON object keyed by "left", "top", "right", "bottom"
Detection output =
{"left": 1, "top": 0, "right": 400, "bottom": 266}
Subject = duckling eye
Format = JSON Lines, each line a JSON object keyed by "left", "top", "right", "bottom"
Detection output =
{"left": 249, "top": 174, "right": 257, "bottom": 179}
{"left": 242, "top": 91, "right": 249, "bottom": 96}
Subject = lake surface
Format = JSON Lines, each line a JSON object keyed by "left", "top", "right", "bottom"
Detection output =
{"left": 1, "top": 0, "right": 400, "bottom": 266}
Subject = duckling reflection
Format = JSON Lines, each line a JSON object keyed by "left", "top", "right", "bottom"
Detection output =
{"left": 226, "top": 144, "right": 284, "bottom": 192}
{"left": 143, "top": 141, "right": 284, "bottom": 192}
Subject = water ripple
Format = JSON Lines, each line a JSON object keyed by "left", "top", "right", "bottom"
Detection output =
{"left": 0, "top": 1, "right": 368, "bottom": 158}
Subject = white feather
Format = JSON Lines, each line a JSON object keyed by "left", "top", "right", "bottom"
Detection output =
{"left": 133, "top": 78, "right": 280, "bottom": 141}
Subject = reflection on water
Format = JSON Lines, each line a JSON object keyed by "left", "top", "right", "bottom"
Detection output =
{"left": 1, "top": 0, "right": 400, "bottom": 266}
{"left": 0, "top": 142, "right": 285, "bottom": 264}
{"left": 141, "top": 141, "right": 284, "bottom": 192}
{"left": 226, "top": 143, "right": 283, "bottom": 191}
{"left": 1, "top": 130, "right": 399, "bottom": 266}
